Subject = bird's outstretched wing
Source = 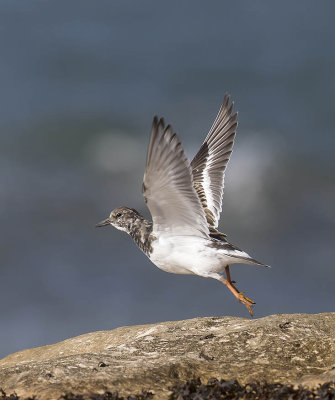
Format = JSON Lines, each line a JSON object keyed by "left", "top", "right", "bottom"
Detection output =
{"left": 191, "top": 95, "right": 237, "bottom": 233}
{"left": 143, "top": 117, "right": 209, "bottom": 238}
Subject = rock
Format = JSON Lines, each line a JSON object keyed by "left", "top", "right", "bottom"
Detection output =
{"left": 0, "top": 313, "right": 334, "bottom": 399}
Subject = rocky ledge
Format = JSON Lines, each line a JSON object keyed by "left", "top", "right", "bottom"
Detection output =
{"left": 0, "top": 313, "right": 334, "bottom": 399}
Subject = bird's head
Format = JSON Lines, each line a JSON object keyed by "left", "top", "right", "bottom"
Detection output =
{"left": 96, "top": 206, "right": 141, "bottom": 233}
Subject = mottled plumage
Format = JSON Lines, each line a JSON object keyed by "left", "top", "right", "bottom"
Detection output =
{"left": 96, "top": 95, "right": 268, "bottom": 316}
{"left": 97, "top": 207, "right": 154, "bottom": 255}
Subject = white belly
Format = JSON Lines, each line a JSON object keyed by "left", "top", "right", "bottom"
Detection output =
{"left": 149, "top": 235, "right": 234, "bottom": 276}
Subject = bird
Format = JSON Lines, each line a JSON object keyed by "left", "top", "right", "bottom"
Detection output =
{"left": 96, "top": 94, "right": 268, "bottom": 316}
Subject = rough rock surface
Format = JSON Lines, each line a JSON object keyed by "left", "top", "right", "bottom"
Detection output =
{"left": 0, "top": 313, "right": 334, "bottom": 399}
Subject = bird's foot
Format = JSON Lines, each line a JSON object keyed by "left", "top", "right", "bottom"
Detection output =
{"left": 237, "top": 292, "right": 256, "bottom": 317}
{"left": 220, "top": 266, "right": 256, "bottom": 317}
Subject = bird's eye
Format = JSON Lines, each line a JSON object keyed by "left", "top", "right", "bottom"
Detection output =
{"left": 116, "top": 213, "right": 122, "bottom": 218}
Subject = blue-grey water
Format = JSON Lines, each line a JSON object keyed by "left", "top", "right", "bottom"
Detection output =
{"left": 0, "top": 0, "right": 334, "bottom": 358}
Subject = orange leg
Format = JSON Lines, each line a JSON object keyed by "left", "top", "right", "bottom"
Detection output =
{"left": 221, "top": 265, "right": 256, "bottom": 317}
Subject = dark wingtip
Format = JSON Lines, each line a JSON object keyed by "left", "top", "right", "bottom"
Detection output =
{"left": 159, "top": 117, "right": 165, "bottom": 127}
{"left": 165, "top": 124, "right": 173, "bottom": 135}
{"left": 223, "top": 93, "right": 230, "bottom": 106}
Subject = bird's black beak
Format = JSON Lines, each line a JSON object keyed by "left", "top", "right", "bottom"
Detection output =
{"left": 95, "top": 218, "right": 111, "bottom": 228}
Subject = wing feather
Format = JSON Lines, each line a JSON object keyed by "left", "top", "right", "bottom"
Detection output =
{"left": 191, "top": 94, "right": 238, "bottom": 231}
{"left": 143, "top": 117, "right": 209, "bottom": 237}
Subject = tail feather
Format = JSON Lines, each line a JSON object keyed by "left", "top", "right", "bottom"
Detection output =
{"left": 237, "top": 256, "right": 270, "bottom": 268}
{"left": 209, "top": 235, "right": 270, "bottom": 267}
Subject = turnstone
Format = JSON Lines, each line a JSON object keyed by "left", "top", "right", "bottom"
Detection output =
{"left": 96, "top": 95, "right": 268, "bottom": 316}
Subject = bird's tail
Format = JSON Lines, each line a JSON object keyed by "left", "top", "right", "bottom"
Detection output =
{"left": 233, "top": 255, "right": 270, "bottom": 268}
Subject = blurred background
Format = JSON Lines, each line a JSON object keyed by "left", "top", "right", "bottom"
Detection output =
{"left": 0, "top": 0, "right": 334, "bottom": 359}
